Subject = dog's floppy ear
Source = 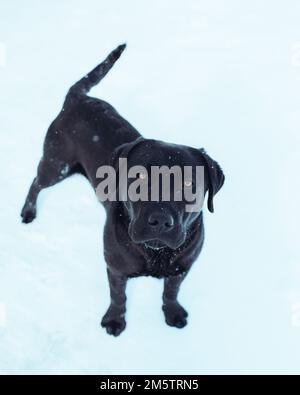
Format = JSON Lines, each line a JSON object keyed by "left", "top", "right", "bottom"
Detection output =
{"left": 199, "top": 148, "right": 225, "bottom": 213}
{"left": 104, "top": 137, "right": 145, "bottom": 200}
{"left": 110, "top": 137, "right": 145, "bottom": 170}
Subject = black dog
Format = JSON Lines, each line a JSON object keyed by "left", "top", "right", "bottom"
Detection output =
{"left": 21, "top": 44, "right": 224, "bottom": 336}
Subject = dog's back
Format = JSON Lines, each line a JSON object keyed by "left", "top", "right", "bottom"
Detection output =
{"left": 43, "top": 45, "right": 141, "bottom": 187}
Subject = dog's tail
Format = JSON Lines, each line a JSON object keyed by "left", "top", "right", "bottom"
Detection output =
{"left": 66, "top": 44, "right": 126, "bottom": 102}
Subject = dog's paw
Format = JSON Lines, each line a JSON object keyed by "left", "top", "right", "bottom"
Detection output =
{"left": 21, "top": 205, "right": 36, "bottom": 224}
{"left": 163, "top": 302, "right": 188, "bottom": 329}
{"left": 101, "top": 318, "right": 126, "bottom": 336}
{"left": 101, "top": 308, "right": 126, "bottom": 336}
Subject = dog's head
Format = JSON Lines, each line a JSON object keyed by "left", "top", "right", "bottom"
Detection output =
{"left": 110, "top": 138, "right": 224, "bottom": 250}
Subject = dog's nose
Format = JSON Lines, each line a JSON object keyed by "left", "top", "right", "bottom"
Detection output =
{"left": 148, "top": 212, "right": 174, "bottom": 232}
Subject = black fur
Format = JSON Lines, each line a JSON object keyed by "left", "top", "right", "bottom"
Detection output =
{"left": 21, "top": 44, "right": 224, "bottom": 336}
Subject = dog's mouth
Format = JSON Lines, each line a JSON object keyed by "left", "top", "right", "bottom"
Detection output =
{"left": 128, "top": 220, "right": 187, "bottom": 250}
{"left": 144, "top": 240, "right": 167, "bottom": 250}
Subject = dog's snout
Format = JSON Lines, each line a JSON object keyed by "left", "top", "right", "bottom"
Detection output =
{"left": 148, "top": 212, "right": 174, "bottom": 232}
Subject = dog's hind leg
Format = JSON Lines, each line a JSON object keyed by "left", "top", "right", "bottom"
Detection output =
{"left": 21, "top": 156, "right": 73, "bottom": 224}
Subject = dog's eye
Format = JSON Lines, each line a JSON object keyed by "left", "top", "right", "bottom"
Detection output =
{"left": 138, "top": 172, "right": 147, "bottom": 180}
{"left": 184, "top": 180, "right": 193, "bottom": 188}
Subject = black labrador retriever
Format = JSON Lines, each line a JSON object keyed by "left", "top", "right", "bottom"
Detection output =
{"left": 21, "top": 44, "right": 224, "bottom": 336}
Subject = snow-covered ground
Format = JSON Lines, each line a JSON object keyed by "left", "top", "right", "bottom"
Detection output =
{"left": 0, "top": 0, "right": 300, "bottom": 374}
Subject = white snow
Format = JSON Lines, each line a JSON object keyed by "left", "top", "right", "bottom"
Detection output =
{"left": 0, "top": 0, "right": 300, "bottom": 374}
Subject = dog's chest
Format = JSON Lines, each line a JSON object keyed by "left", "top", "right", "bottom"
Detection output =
{"left": 130, "top": 248, "right": 186, "bottom": 278}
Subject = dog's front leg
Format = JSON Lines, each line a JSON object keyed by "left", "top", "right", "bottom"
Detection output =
{"left": 101, "top": 269, "right": 127, "bottom": 336}
{"left": 162, "top": 273, "right": 188, "bottom": 328}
